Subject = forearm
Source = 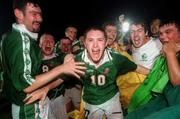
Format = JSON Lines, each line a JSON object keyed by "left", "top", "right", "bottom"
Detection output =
{"left": 165, "top": 52, "right": 180, "bottom": 85}
{"left": 45, "top": 78, "right": 64, "bottom": 91}
{"left": 24, "top": 57, "right": 86, "bottom": 93}
{"left": 136, "top": 65, "right": 149, "bottom": 75}
{"left": 24, "top": 64, "right": 65, "bottom": 93}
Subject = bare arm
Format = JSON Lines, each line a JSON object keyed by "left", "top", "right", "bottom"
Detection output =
{"left": 24, "top": 55, "right": 86, "bottom": 93}
{"left": 24, "top": 78, "right": 64, "bottom": 104}
{"left": 163, "top": 42, "right": 180, "bottom": 86}
{"left": 46, "top": 78, "right": 64, "bottom": 91}
{"left": 135, "top": 65, "right": 149, "bottom": 75}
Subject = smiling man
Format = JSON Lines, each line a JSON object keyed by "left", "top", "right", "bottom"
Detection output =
{"left": 75, "top": 27, "right": 148, "bottom": 119}
{"left": 130, "top": 20, "right": 162, "bottom": 69}
{"left": 1, "top": 0, "right": 86, "bottom": 119}
{"left": 126, "top": 19, "right": 180, "bottom": 119}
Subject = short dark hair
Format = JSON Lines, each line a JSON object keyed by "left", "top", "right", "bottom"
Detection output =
{"left": 13, "top": 0, "right": 41, "bottom": 11}
{"left": 65, "top": 25, "right": 77, "bottom": 32}
{"left": 130, "top": 19, "right": 149, "bottom": 35}
{"left": 160, "top": 19, "right": 180, "bottom": 31}
{"left": 102, "top": 21, "right": 117, "bottom": 30}
{"left": 60, "top": 36, "right": 71, "bottom": 41}
{"left": 83, "top": 26, "right": 107, "bottom": 40}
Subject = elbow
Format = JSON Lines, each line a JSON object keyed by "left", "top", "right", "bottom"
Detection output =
{"left": 170, "top": 77, "right": 180, "bottom": 86}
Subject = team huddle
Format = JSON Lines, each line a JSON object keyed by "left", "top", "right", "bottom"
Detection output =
{"left": 0, "top": 0, "right": 180, "bottom": 119}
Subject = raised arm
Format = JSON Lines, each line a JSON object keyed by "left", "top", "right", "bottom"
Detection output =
{"left": 135, "top": 65, "right": 149, "bottom": 75}
{"left": 24, "top": 55, "right": 86, "bottom": 93}
{"left": 163, "top": 41, "right": 180, "bottom": 86}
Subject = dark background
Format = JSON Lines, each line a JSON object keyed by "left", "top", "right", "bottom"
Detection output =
{"left": 0, "top": 0, "right": 179, "bottom": 118}
{"left": 0, "top": 0, "right": 179, "bottom": 41}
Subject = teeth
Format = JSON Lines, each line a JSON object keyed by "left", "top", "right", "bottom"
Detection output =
{"left": 45, "top": 47, "right": 51, "bottom": 51}
{"left": 92, "top": 50, "right": 99, "bottom": 53}
{"left": 135, "top": 41, "right": 139, "bottom": 45}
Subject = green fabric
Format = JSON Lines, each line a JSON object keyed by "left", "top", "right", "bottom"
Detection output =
{"left": 2, "top": 26, "right": 42, "bottom": 105}
{"left": 125, "top": 83, "right": 180, "bottom": 119}
{"left": 128, "top": 55, "right": 169, "bottom": 112}
{"left": 20, "top": 104, "right": 35, "bottom": 119}
{"left": 75, "top": 49, "right": 137, "bottom": 105}
{"left": 72, "top": 40, "right": 84, "bottom": 54}
{"left": 143, "top": 104, "right": 180, "bottom": 119}
{"left": 125, "top": 52, "right": 180, "bottom": 119}
{"left": 125, "top": 95, "right": 168, "bottom": 119}
{"left": 0, "top": 34, "right": 6, "bottom": 82}
{"left": 41, "top": 55, "right": 65, "bottom": 99}
{"left": 54, "top": 41, "right": 61, "bottom": 54}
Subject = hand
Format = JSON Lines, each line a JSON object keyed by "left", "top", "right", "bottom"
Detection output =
{"left": 64, "top": 54, "right": 75, "bottom": 63}
{"left": 23, "top": 86, "right": 49, "bottom": 105}
{"left": 62, "top": 56, "right": 86, "bottom": 79}
{"left": 163, "top": 41, "right": 180, "bottom": 55}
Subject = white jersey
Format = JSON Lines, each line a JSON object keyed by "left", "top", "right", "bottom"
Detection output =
{"left": 132, "top": 37, "right": 162, "bottom": 69}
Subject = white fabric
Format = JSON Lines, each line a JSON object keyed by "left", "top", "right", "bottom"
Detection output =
{"left": 12, "top": 97, "right": 49, "bottom": 119}
{"left": 12, "top": 103, "right": 20, "bottom": 119}
{"left": 82, "top": 49, "right": 112, "bottom": 68}
{"left": 12, "top": 23, "right": 38, "bottom": 40}
{"left": 48, "top": 95, "right": 68, "bottom": 119}
{"left": 43, "top": 53, "right": 57, "bottom": 60}
{"left": 84, "top": 93, "right": 123, "bottom": 119}
{"left": 132, "top": 37, "right": 162, "bottom": 69}
{"left": 37, "top": 97, "right": 49, "bottom": 119}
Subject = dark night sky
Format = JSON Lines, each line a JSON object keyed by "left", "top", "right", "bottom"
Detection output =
{"left": 0, "top": 0, "right": 179, "bottom": 40}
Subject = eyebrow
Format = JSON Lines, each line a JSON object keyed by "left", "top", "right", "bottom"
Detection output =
{"left": 130, "top": 27, "right": 144, "bottom": 32}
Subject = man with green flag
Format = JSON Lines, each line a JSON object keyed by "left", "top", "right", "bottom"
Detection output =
{"left": 126, "top": 19, "right": 180, "bottom": 119}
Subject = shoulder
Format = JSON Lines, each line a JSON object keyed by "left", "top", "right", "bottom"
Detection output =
{"left": 109, "top": 49, "right": 128, "bottom": 61}
{"left": 3, "top": 29, "right": 22, "bottom": 48}
{"left": 5, "top": 28, "right": 22, "bottom": 41}
{"left": 75, "top": 51, "right": 84, "bottom": 61}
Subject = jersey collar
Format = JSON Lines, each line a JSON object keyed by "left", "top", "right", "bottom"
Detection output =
{"left": 12, "top": 23, "right": 38, "bottom": 40}
{"left": 82, "top": 49, "right": 112, "bottom": 68}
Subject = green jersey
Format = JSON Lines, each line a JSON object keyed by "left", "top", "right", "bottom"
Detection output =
{"left": 76, "top": 49, "right": 137, "bottom": 105}
{"left": 41, "top": 54, "right": 65, "bottom": 99}
{"left": 125, "top": 51, "right": 180, "bottom": 119}
{"left": 2, "top": 24, "right": 42, "bottom": 105}
{"left": 72, "top": 40, "right": 84, "bottom": 54}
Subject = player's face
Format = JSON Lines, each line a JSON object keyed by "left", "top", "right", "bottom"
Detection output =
{"left": 41, "top": 36, "right": 55, "bottom": 56}
{"left": 21, "top": 3, "right": 42, "bottom": 33}
{"left": 159, "top": 24, "right": 180, "bottom": 44}
{"left": 65, "top": 27, "right": 77, "bottom": 42}
{"left": 150, "top": 19, "right": 161, "bottom": 35}
{"left": 84, "top": 30, "right": 107, "bottom": 64}
{"left": 105, "top": 25, "right": 117, "bottom": 46}
{"left": 60, "top": 38, "right": 72, "bottom": 53}
{"left": 130, "top": 24, "right": 147, "bottom": 48}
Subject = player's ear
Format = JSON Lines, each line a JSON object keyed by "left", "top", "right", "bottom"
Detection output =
{"left": 145, "top": 31, "right": 148, "bottom": 36}
{"left": 83, "top": 40, "right": 87, "bottom": 48}
{"left": 105, "top": 40, "right": 108, "bottom": 47}
{"left": 14, "top": 9, "right": 24, "bottom": 21}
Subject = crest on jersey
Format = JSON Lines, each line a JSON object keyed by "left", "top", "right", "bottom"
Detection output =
{"left": 103, "top": 68, "right": 110, "bottom": 75}
{"left": 141, "top": 53, "right": 148, "bottom": 61}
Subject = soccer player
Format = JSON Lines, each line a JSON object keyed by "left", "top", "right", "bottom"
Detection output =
{"left": 39, "top": 33, "right": 68, "bottom": 119}
{"left": 75, "top": 27, "right": 148, "bottom": 119}
{"left": 125, "top": 19, "right": 180, "bottom": 119}
{"left": 1, "top": 1, "right": 86, "bottom": 118}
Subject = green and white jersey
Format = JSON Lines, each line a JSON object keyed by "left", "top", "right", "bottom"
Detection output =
{"left": 2, "top": 23, "right": 42, "bottom": 105}
{"left": 72, "top": 40, "right": 84, "bottom": 54}
{"left": 41, "top": 53, "right": 65, "bottom": 99}
{"left": 76, "top": 49, "right": 137, "bottom": 105}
